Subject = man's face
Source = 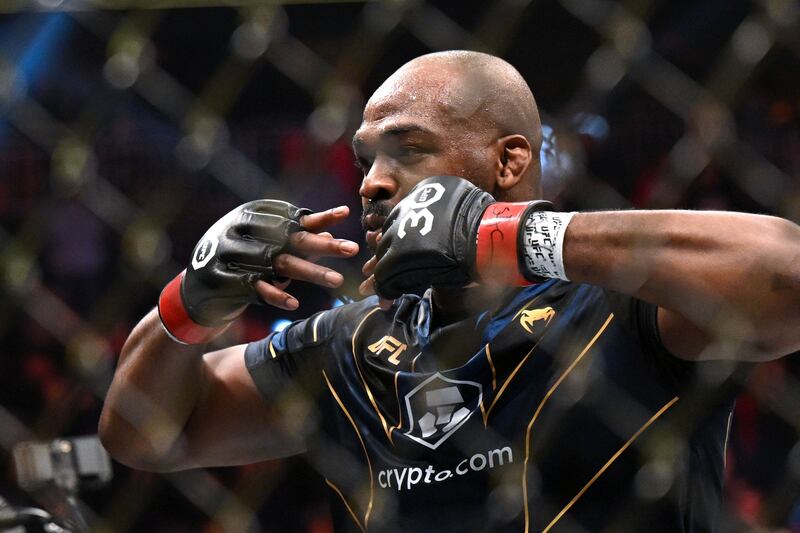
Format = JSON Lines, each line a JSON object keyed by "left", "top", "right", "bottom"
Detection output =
{"left": 353, "top": 66, "right": 498, "bottom": 252}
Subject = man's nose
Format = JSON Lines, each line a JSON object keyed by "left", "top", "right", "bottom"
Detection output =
{"left": 359, "top": 159, "right": 399, "bottom": 203}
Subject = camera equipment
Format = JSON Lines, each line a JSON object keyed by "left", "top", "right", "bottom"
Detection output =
{"left": 6, "top": 435, "right": 112, "bottom": 533}
{"left": 13, "top": 436, "right": 112, "bottom": 493}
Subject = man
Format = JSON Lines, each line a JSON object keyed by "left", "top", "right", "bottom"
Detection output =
{"left": 100, "top": 51, "right": 800, "bottom": 532}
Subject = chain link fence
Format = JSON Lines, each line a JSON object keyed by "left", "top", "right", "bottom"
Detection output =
{"left": 0, "top": 0, "right": 799, "bottom": 531}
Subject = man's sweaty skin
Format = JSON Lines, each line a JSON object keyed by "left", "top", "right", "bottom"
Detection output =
{"left": 100, "top": 50, "right": 800, "bottom": 475}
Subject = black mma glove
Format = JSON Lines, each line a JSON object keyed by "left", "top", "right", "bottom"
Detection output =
{"left": 373, "top": 175, "right": 554, "bottom": 300}
{"left": 159, "top": 199, "right": 311, "bottom": 344}
{"left": 374, "top": 176, "right": 492, "bottom": 299}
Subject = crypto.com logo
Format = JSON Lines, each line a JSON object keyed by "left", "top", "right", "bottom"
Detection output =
{"left": 403, "top": 373, "right": 482, "bottom": 450}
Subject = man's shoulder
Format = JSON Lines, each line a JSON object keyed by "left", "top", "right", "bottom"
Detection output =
{"left": 249, "top": 293, "right": 425, "bottom": 354}
{"left": 502, "top": 280, "right": 606, "bottom": 313}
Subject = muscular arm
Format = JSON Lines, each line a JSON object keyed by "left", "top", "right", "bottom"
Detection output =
{"left": 99, "top": 310, "right": 303, "bottom": 472}
{"left": 100, "top": 206, "right": 358, "bottom": 472}
{"left": 363, "top": 177, "right": 800, "bottom": 360}
{"left": 563, "top": 210, "right": 800, "bottom": 361}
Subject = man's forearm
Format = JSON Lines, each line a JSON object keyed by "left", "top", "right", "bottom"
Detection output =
{"left": 561, "top": 210, "right": 800, "bottom": 356}
{"left": 99, "top": 308, "right": 206, "bottom": 471}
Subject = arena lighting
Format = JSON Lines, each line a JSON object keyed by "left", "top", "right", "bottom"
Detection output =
{"left": 540, "top": 123, "right": 577, "bottom": 190}
{"left": 0, "top": 13, "right": 71, "bottom": 138}
{"left": 270, "top": 318, "right": 292, "bottom": 333}
{"left": 0, "top": 13, "right": 71, "bottom": 81}
{"left": 572, "top": 112, "right": 610, "bottom": 141}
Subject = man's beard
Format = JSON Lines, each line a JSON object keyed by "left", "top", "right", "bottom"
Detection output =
{"left": 361, "top": 201, "right": 392, "bottom": 230}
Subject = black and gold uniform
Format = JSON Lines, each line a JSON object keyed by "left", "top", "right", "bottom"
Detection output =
{"left": 246, "top": 281, "right": 745, "bottom": 532}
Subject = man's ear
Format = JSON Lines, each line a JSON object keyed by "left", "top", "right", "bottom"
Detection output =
{"left": 495, "top": 135, "right": 532, "bottom": 191}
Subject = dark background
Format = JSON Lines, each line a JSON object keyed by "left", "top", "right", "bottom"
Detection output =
{"left": 1, "top": 0, "right": 799, "bottom": 531}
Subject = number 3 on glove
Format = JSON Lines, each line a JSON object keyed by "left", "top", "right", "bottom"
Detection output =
{"left": 395, "top": 182, "right": 446, "bottom": 238}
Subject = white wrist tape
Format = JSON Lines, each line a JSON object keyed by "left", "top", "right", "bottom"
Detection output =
{"left": 521, "top": 211, "right": 576, "bottom": 281}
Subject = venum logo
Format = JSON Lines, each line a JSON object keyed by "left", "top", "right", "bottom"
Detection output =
{"left": 397, "top": 182, "right": 446, "bottom": 239}
{"left": 404, "top": 372, "right": 482, "bottom": 450}
{"left": 518, "top": 306, "right": 555, "bottom": 334}
{"left": 191, "top": 237, "right": 218, "bottom": 270}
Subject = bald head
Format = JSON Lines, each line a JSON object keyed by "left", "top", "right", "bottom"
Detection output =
{"left": 355, "top": 51, "right": 544, "bottom": 203}
{"left": 367, "top": 51, "right": 542, "bottom": 173}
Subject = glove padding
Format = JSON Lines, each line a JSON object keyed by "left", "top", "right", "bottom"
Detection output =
{"left": 159, "top": 199, "right": 310, "bottom": 343}
{"left": 374, "top": 176, "right": 494, "bottom": 299}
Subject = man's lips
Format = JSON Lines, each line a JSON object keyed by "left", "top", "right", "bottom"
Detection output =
{"left": 363, "top": 213, "right": 386, "bottom": 232}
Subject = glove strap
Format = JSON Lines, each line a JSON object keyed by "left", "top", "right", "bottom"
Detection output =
{"left": 475, "top": 202, "right": 533, "bottom": 285}
{"left": 158, "top": 271, "right": 228, "bottom": 345}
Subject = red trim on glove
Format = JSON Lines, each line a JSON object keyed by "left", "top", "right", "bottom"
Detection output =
{"left": 158, "top": 271, "right": 226, "bottom": 345}
{"left": 475, "top": 202, "right": 531, "bottom": 286}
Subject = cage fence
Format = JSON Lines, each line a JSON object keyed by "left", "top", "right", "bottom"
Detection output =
{"left": 0, "top": 0, "right": 799, "bottom": 531}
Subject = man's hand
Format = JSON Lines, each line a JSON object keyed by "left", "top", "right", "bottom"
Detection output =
{"left": 159, "top": 201, "right": 358, "bottom": 344}
{"left": 254, "top": 205, "right": 359, "bottom": 309}
{"left": 370, "top": 176, "right": 494, "bottom": 300}
{"left": 360, "top": 176, "right": 559, "bottom": 301}
{"left": 359, "top": 244, "right": 394, "bottom": 310}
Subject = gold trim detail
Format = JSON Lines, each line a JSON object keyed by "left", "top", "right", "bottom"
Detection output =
{"left": 485, "top": 344, "right": 497, "bottom": 391}
{"left": 723, "top": 409, "right": 734, "bottom": 470}
{"left": 410, "top": 352, "right": 422, "bottom": 372}
{"left": 325, "top": 478, "right": 366, "bottom": 533}
{"left": 523, "top": 313, "right": 614, "bottom": 533}
{"left": 312, "top": 312, "right": 324, "bottom": 343}
{"left": 483, "top": 330, "right": 551, "bottom": 425}
{"left": 268, "top": 339, "right": 277, "bottom": 359}
{"left": 388, "top": 371, "right": 403, "bottom": 442}
{"left": 323, "top": 370, "right": 375, "bottom": 529}
{"left": 542, "top": 396, "right": 680, "bottom": 533}
{"left": 349, "top": 307, "right": 394, "bottom": 443}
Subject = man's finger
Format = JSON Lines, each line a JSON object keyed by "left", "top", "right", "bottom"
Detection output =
{"left": 290, "top": 230, "right": 359, "bottom": 258}
{"left": 300, "top": 205, "right": 350, "bottom": 232}
{"left": 362, "top": 255, "right": 377, "bottom": 276}
{"left": 359, "top": 275, "right": 376, "bottom": 296}
{"left": 358, "top": 276, "right": 393, "bottom": 309}
{"left": 254, "top": 280, "right": 299, "bottom": 310}
{"left": 366, "top": 230, "right": 382, "bottom": 253}
{"left": 273, "top": 254, "right": 344, "bottom": 288}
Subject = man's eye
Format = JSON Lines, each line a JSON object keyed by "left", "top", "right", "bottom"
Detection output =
{"left": 397, "top": 145, "right": 420, "bottom": 157}
{"left": 354, "top": 157, "right": 371, "bottom": 172}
